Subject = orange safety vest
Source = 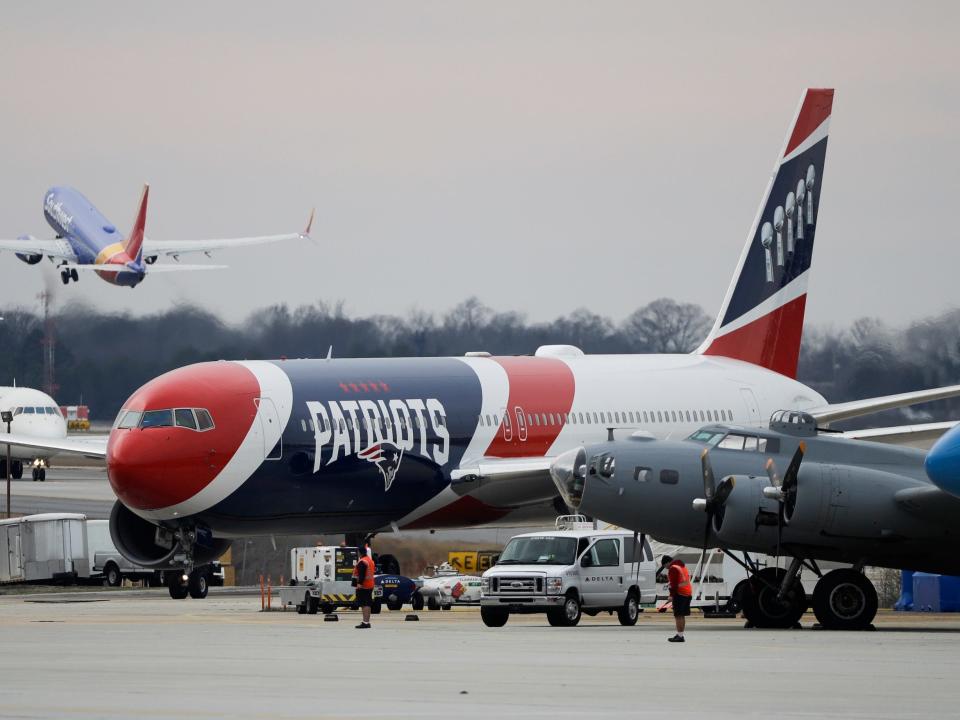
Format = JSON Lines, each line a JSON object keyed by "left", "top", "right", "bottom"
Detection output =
{"left": 353, "top": 555, "right": 376, "bottom": 590}
{"left": 669, "top": 562, "right": 693, "bottom": 597}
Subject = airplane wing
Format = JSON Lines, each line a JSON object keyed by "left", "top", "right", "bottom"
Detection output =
{"left": 450, "top": 457, "right": 557, "bottom": 506}
{"left": 0, "top": 235, "right": 77, "bottom": 261}
{"left": 142, "top": 210, "right": 314, "bottom": 258}
{"left": 842, "top": 421, "right": 957, "bottom": 449}
{"left": 808, "top": 384, "right": 960, "bottom": 424}
{"left": 66, "top": 263, "right": 227, "bottom": 273}
{"left": 0, "top": 433, "right": 107, "bottom": 459}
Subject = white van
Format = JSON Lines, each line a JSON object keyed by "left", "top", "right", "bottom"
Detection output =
{"left": 480, "top": 517, "right": 657, "bottom": 627}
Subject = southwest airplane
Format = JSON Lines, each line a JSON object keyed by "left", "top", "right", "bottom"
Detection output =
{"left": 0, "top": 185, "right": 312, "bottom": 287}
{"left": 7, "top": 89, "right": 960, "bottom": 598}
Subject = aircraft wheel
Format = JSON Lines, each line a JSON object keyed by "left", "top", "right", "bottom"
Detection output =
{"left": 617, "top": 591, "right": 640, "bottom": 626}
{"left": 12, "top": 461, "right": 23, "bottom": 479}
{"left": 188, "top": 570, "right": 209, "bottom": 599}
{"left": 378, "top": 553, "right": 401, "bottom": 575}
{"left": 168, "top": 580, "right": 189, "bottom": 600}
{"left": 411, "top": 592, "right": 424, "bottom": 611}
{"left": 61, "top": 270, "right": 70, "bottom": 285}
{"left": 813, "top": 569, "right": 878, "bottom": 630}
{"left": 742, "top": 567, "right": 806, "bottom": 629}
{"left": 480, "top": 607, "right": 509, "bottom": 627}
{"left": 70, "top": 268, "right": 78, "bottom": 282}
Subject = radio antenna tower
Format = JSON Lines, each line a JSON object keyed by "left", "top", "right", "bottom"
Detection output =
{"left": 38, "top": 291, "right": 58, "bottom": 398}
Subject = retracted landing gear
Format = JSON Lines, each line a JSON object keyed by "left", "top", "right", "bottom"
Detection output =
{"left": 812, "top": 568, "right": 877, "bottom": 630}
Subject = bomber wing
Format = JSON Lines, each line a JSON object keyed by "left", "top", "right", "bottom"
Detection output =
{"left": 142, "top": 210, "right": 314, "bottom": 258}
{"left": 0, "top": 433, "right": 107, "bottom": 459}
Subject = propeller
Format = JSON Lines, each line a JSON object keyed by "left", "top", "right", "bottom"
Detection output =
{"left": 692, "top": 448, "right": 735, "bottom": 560}
{"left": 762, "top": 441, "right": 806, "bottom": 551}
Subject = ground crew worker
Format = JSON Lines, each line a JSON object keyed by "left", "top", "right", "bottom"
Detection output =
{"left": 352, "top": 541, "right": 376, "bottom": 629}
{"left": 662, "top": 555, "right": 693, "bottom": 642}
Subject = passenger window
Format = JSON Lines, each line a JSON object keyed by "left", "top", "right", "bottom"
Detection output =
{"left": 660, "top": 469, "right": 680, "bottom": 485}
{"left": 548, "top": 413, "right": 555, "bottom": 425}
{"left": 643, "top": 411, "right": 649, "bottom": 423}
{"left": 175, "top": 408, "right": 198, "bottom": 430}
{"left": 592, "top": 539, "right": 620, "bottom": 567}
{"left": 195, "top": 409, "right": 214, "bottom": 431}
{"left": 657, "top": 411, "right": 663, "bottom": 422}
{"left": 141, "top": 409, "right": 173, "bottom": 429}
{"left": 485, "top": 414, "right": 491, "bottom": 426}
{"left": 685, "top": 411, "right": 691, "bottom": 422}
{"left": 592, "top": 413, "right": 599, "bottom": 424}
{"left": 634, "top": 466, "right": 652, "bottom": 482}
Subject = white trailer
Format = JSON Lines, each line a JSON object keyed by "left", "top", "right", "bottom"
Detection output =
{"left": 0, "top": 513, "right": 90, "bottom": 583}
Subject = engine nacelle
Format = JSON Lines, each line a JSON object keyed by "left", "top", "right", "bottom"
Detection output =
{"left": 712, "top": 475, "right": 780, "bottom": 548}
{"left": 16, "top": 252, "right": 42, "bottom": 265}
{"left": 109, "top": 501, "right": 230, "bottom": 569}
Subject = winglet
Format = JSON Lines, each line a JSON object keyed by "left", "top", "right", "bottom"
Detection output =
{"left": 302, "top": 208, "right": 315, "bottom": 238}
{"left": 124, "top": 183, "right": 149, "bottom": 262}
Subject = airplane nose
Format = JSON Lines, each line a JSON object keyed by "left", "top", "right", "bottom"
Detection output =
{"left": 550, "top": 447, "right": 588, "bottom": 509}
{"left": 925, "top": 424, "right": 960, "bottom": 498}
{"left": 107, "top": 362, "right": 261, "bottom": 511}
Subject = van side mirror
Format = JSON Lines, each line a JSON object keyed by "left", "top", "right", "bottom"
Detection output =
{"left": 580, "top": 555, "right": 592, "bottom": 568}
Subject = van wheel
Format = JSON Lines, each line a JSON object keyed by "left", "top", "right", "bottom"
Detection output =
{"left": 618, "top": 592, "right": 640, "bottom": 626}
{"left": 387, "top": 599, "right": 404, "bottom": 611}
{"left": 561, "top": 593, "right": 582, "bottom": 627}
{"left": 104, "top": 563, "right": 122, "bottom": 587}
{"left": 547, "top": 610, "right": 566, "bottom": 626}
{"left": 427, "top": 596, "right": 440, "bottom": 611}
{"left": 480, "top": 607, "right": 509, "bottom": 627}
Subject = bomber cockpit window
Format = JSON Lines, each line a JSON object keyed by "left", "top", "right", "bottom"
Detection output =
{"left": 717, "top": 433, "right": 769, "bottom": 452}
{"left": 140, "top": 409, "right": 173, "bottom": 429}
{"left": 688, "top": 430, "right": 724, "bottom": 446}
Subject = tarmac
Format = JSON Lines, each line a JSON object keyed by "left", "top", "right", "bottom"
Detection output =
{"left": 0, "top": 589, "right": 957, "bottom": 719}
{"left": 2, "top": 466, "right": 114, "bottom": 518}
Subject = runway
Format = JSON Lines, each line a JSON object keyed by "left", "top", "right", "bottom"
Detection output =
{"left": 2, "top": 465, "right": 114, "bottom": 518}
{"left": 0, "top": 590, "right": 956, "bottom": 719}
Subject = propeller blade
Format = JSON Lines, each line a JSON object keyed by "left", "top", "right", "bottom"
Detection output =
{"left": 714, "top": 476, "right": 736, "bottom": 506}
{"left": 701, "top": 448, "right": 716, "bottom": 501}
{"left": 782, "top": 442, "right": 806, "bottom": 492}
{"left": 765, "top": 457, "right": 781, "bottom": 488}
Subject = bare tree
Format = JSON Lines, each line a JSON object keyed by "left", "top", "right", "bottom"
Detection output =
{"left": 622, "top": 298, "right": 711, "bottom": 353}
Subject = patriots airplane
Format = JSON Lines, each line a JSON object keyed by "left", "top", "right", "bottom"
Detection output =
{"left": 0, "top": 185, "right": 313, "bottom": 287}
{"left": 7, "top": 89, "right": 960, "bottom": 599}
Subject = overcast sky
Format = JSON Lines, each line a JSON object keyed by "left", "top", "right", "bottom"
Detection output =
{"left": 0, "top": 2, "right": 957, "bottom": 331}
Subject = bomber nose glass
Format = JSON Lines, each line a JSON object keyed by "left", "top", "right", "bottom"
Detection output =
{"left": 550, "top": 447, "right": 587, "bottom": 509}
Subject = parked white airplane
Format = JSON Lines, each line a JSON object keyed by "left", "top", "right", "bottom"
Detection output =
{"left": 0, "top": 386, "right": 67, "bottom": 480}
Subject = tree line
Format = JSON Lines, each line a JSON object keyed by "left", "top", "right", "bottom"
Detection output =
{"left": 1, "top": 296, "right": 958, "bottom": 427}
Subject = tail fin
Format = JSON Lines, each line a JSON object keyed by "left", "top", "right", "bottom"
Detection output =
{"left": 696, "top": 88, "right": 834, "bottom": 378}
{"left": 124, "top": 184, "right": 149, "bottom": 262}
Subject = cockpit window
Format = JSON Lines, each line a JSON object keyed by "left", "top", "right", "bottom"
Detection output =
{"left": 117, "top": 410, "right": 142, "bottom": 429}
{"left": 45, "top": 407, "right": 57, "bottom": 415}
{"left": 688, "top": 430, "right": 724, "bottom": 446}
{"left": 717, "top": 433, "right": 746, "bottom": 450}
{"left": 24, "top": 407, "right": 35, "bottom": 414}
{"left": 13, "top": 407, "right": 22, "bottom": 416}
{"left": 140, "top": 409, "right": 173, "bottom": 429}
{"left": 175, "top": 408, "right": 198, "bottom": 430}
{"left": 195, "top": 409, "right": 214, "bottom": 431}
{"left": 716, "top": 433, "right": 778, "bottom": 453}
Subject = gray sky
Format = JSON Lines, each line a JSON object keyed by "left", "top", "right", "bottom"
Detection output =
{"left": 0, "top": 2, "right": 957, "bottom": 330}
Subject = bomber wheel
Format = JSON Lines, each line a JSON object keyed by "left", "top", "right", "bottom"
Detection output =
{"left": 188, "top": 570, "right": 209, "bottom": 599}
{"left": 480, "top": 607, "right": 509, "bottom": 627}
{"left": 742, "top": 568, "right": 806, "bottom": 629}
{"left": 411, "top": 592, "right": 424, "bottom": 611}
{"left": 813, "top": 569, "right": 878, "bottom": 631}
{"left": 617, "top": 592, "right": 640, "bottom": 626}
{"left": 104, "top": 563, "right": 122, "bottom": 588}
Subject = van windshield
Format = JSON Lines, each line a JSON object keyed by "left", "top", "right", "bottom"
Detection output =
{"left": 497, "top": 536, "right": 577, "bottom": 565}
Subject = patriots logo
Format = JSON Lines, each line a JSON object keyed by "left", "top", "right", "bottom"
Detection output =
{"left": 357, "top": 442, "right": 404, "bottom": 492}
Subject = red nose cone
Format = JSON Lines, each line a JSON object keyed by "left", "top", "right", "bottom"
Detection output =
{"left": 108, "top": 362, "right": 260, "bottom": 511}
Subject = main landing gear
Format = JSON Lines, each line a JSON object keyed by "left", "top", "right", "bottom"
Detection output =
{"left": 60, "top": 267, "right": 79, "bottom": 285}
{"left": 729, "top": 552, "right": 877, "bottom": 631}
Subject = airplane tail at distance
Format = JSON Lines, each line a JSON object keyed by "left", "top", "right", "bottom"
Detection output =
{"left": 697, "top": 88, "right": 834, "bottom": 379}
{"left": 123, "top": 184, "right": 149, "bottom": 263}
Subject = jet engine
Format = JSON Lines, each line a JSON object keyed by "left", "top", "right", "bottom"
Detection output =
{"left": 109, "top": 501, "right": 230, "bottom": 568}
{"left": 16, "top": 252, "right": 42, "bottom": 265}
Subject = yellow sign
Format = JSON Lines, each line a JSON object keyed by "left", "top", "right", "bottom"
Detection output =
{"left": 448, "top": 551, "right": 499, "bottom": 574}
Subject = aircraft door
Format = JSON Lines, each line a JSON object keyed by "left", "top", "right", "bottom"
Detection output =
{"left": 739, "top": 388, "right": 761, "bottom": 424}
{"left": 256, "top": 397, "right": 283, "bottom": 460}
{"left": 500, "top": 407, "right": 512, "bottom": 442}
{"left": 514, "top": 407, "right": 528, "bottom": 442}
